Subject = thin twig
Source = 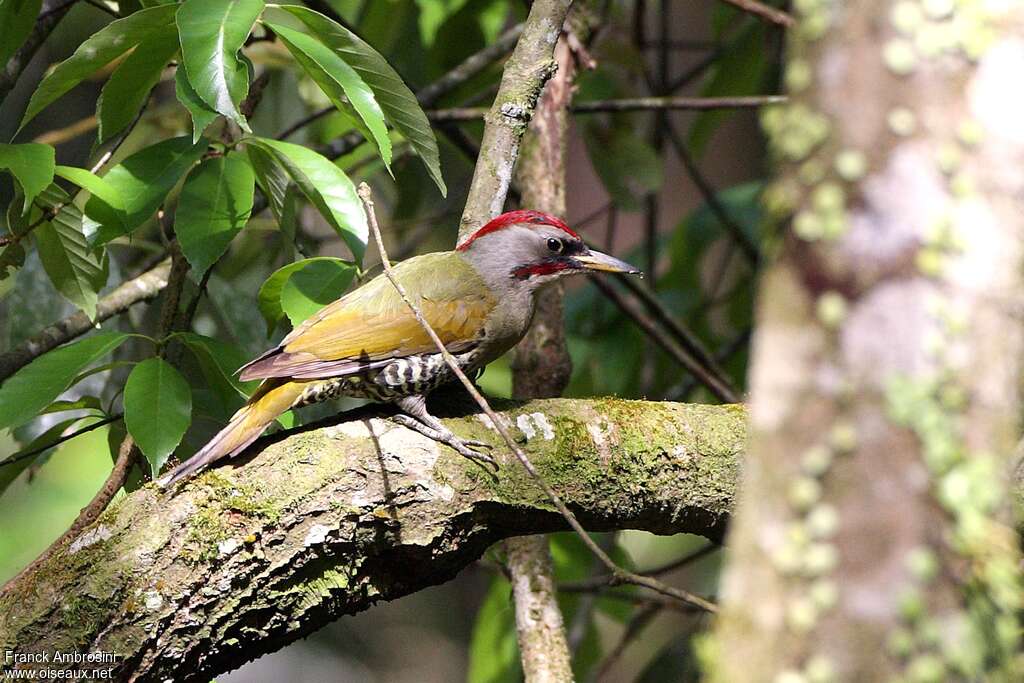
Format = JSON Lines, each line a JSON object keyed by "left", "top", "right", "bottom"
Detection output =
{"left": 0, "top": 258, "right": 172, "bottom": 381}
{"left": 565, "top": 588, "right": 714, "bottom": 614}
{"left": 675, "top": 328, "right": 751, "bottom": 401}
{"left": 720, "top": 0, "right": 795, "bottom": 27}
{"left": 589, "top": 276, "right": 740, "bottom": 403}
{"left": 415, "top": 22, "right": 525, "bottom": 106}
{"left": 1, "top": 0, "right": 75, "bottom": 101}
{"left": 425, "top": 95, "right": 786, "bottom": 121}
{"left": 615, "top": 274, "right": 734, "bottom": 388}
{"left": 594, "top": 602, "right": 661, "bottom": 682}
{"left": 82, "top": 0, "right": 120, "bottom": 18}
{"left": 36, "top": 0, "right": 79, "bottom": 22}
{"left": 562, "top": 542, "right": 720, "bottom": 591}
{"left": 357, "top": 183, "right": 716, "bottom": 614}
{"left": 0, "top": 414, "right": 123, "bottom": 469}
{"left": 665, "top": 121, "right": 760, "bottom": 264}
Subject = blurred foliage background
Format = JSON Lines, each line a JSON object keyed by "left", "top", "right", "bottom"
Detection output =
{"left": 0, "top": 0, "right": 781, "bottom": 679}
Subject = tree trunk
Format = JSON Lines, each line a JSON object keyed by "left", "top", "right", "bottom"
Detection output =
{"left": 714, "top": 2, "right": 1024, "bottom": 680}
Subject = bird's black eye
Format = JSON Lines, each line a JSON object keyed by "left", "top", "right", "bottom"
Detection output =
{"left": 547, "top": 238, "right": 563, "bottom": 253}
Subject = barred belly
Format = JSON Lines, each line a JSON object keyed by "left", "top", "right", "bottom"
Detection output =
{"left": 292, "top": 349, "right": 483, "bottom": 408}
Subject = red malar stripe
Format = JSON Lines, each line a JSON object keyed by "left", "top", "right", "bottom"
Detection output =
{"left": 512, "top": 260, "right": 573, "bottom": 279}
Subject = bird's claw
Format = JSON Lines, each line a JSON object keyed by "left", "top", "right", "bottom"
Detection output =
{"left": 389, "top": 413, "right": 499, "bottom": 471}
{"left": 450, "top": 438, "right": 499, "bottom": 470}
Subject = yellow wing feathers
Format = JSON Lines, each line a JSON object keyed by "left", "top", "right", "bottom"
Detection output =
{"left": 239, "top": 252, "right": 495, "bottom": 381}
{"left": 281, "top": 296, "right": 492, "bottom": 360}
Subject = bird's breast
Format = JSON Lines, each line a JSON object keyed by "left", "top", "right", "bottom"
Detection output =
{"left": 476, "top": 288, "right": 538, "bottom": 364}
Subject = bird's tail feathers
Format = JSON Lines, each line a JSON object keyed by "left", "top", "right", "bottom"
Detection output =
{"left": 157, "top": 380, "right": 307, "bottom": 488}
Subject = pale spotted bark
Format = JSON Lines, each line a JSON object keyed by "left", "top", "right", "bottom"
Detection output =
{"left": 714, "top": 2, "right": 1024, "bottom": 681}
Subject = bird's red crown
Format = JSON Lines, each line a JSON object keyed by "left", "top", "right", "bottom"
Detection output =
{"left": 456, "top": 210, "right": 579, "bottom": 251}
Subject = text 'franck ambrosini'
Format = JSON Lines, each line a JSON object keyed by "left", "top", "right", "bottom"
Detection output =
{"left": 4, "top": 651, "right": 119, "bottom": 666}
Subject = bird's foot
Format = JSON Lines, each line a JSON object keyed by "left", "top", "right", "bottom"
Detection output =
{"left": 390, "top": 414, "right": 498, "bottom": 470}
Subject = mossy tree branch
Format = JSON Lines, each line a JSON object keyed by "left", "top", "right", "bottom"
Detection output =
{"left": 0, "top": 399, "right": 743, "bottom": 682}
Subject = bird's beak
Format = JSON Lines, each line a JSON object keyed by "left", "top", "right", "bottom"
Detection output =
{"left": 575, "top": 250, "right": 642, "bottom": 275}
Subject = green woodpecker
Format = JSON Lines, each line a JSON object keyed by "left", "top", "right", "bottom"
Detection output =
{"left": 158, "top": 210, "right": 640, "bottom": 487}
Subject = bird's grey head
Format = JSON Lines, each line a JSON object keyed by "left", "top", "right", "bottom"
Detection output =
{"left": 457, "top": 210, "right": 641, "bottom": 295}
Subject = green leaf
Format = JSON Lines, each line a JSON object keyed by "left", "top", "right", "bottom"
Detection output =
{"left": 0, "top": 143, "right": 55, "bottom": 211}
{"left": 33, "top": 185, "right": 106, "bottom": 318}
{"left": 70, "top": 359, "right": 136, "bottom": 386}
{"left": 267, "top": 21, "right": 392, "bottom": 171}
{"left": 96, "top": 32, "right": 180, "bottom": 144}
{"left": 279, "top": 5, "right": 446, "bottom": 196}
{"left": 245, "top": 137, "right": 367, "bottom": 260}
{"left": 176, "top": 152, "right": 255, "bottom": 275}
{"left": 247, "top": 143, "right": 298, "bottom": 249}
{"left": 0, "top": 242, "right": 25, "bottom": 282}
{"left": 41, "top": 396, "right": 103, "bottom": 414}
{"left": 54, "top": 165, "right": 131, "bottom": 239}
{"left": 0, "top": 0, "right": 42, "bottom": 67}
{"left": 0, "top": 416, "right": 86, "bottom": 495}
{"left": 176, "top": 0, "right": 265, "bottom": 131}
{"left": 178, "top": 332, "right": 259, "bottom": 423}
{"left": 175, "top": 66, "right": 220, "bottom": 143}
{"left": 584, "top": 125, "right": 662, "bottom": 210}
{"left": 123, "top": 357, "right": 192, "bottom": 473}
{"left": 178, "top": 332, "right": 256, "bottom": 400}
{"left": 53, "top": 166, "right": 124, "bottom": 210}
{"left": 19, "top": 4, "right": 178, "bottom": 129}
{"left": 257, "top": 256, "right": 354, "bottom": 333}
{"left": 0, "top": 332, "right": 132, "bottom": 432}
{"left": 467, "top": 574, "right": 520, "bottom": 683}
{"left": 80, "top": 137, "right": 207, "bottom": 244}
{"left": 280, "top": 258, "right": 355, "bottom": 326}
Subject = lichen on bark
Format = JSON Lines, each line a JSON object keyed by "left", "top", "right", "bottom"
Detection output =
{"left": 0, "top": 398, "right": 743, "bottom": 683}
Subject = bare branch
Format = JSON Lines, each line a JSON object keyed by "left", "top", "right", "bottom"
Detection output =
{"left": 457, "top": 0, "right": 574, "bottom": 241}
{"left": 0, "top": 258, "right": 172, "bottom": 381}
{"left": 0, "top": 0, "right": 75, "bottom": 103}
{"left": 588, "top": 276, "right": 740, "bottom": 403}
{"left": 505, "top": 536, "right": 574, "bottom": 682}
{"left": 426, "top": 95, "right": 786, "bottom": 121}
{"left": 503, "top": 27, "right": 582, "bottom": 682}
{"left": 719, "top": 0, "right": 795, "bottom": 28}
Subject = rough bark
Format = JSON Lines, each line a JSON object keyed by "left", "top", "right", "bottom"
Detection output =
{"left": 505, "top": 536, "right": 574, "bottom": 682}
{"left": 0, "top": 398, "right": 743, "bottom": 682}
{"left": 502, "top": 27, "right": 582, "bottom": 683}
{"left": 714, "top": 2, "right": 1024, "bottom": 681}
{"left": 457, "top": 0, "right": 574, "bottom": 241}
